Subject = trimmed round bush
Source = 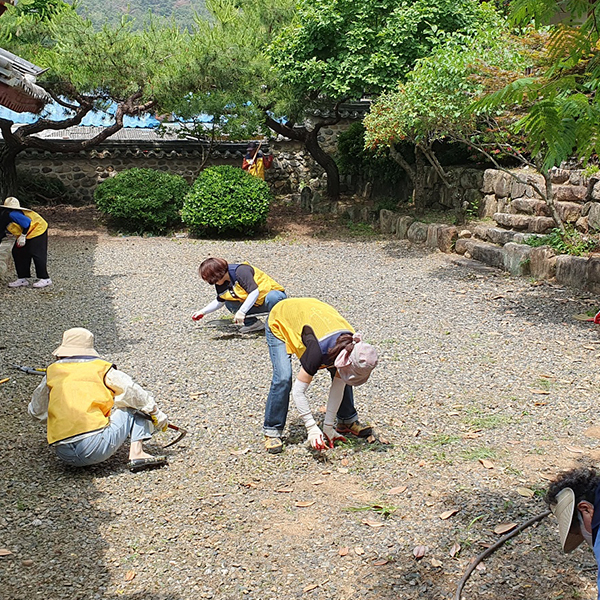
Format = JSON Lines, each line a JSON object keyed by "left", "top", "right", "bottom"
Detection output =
{"left": 94, "top": 168, "right": 189, "bottom": 234}
{"left": 181, "top": 166, "right": 271, "bottom": 236}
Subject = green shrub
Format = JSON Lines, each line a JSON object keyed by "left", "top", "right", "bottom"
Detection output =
{"left": 94, "top": 168, "right": 188, "bottom": 234}
{"left": 525, "top": 226, "right": 598, "bottom": 256}
{"left": 181, "top": 166, "right": 271, "bottom": 235}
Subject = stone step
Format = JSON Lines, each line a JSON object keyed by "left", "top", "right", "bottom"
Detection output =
{"left": 493, "top": 212, "right": 555, "bottom": 233}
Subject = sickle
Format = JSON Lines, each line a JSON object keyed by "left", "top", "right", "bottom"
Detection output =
{"left": 163, "top": 423, "right": 187, "bottom": 448}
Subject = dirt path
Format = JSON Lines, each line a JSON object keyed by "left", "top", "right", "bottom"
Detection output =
{"left": 1, "top": 206, "right": 600, "bottom": 600}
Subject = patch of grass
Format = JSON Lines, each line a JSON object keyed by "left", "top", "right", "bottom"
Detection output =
{"left": 524, "top": 225, "right": 598, "bottom": 256}
{"left": 345, "top": 221, "right": 377, "bottom": 237}
{"left": 346, "top": 502, "right": 398, "bottom": 519}
{"left": 464, "top": 412, "right": 512, "bottom": 430}
{"left": 459, "top": 446, "right": 498, "bottom": 461}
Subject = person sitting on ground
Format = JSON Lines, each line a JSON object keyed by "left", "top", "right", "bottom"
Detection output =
{"left": 546, "top": 467, "right": 600, "bottom": 598}
{"left": 242, "top": 141, "right": 273, "bottom": 180}
{"left": 262, "top": 297, "right": 378, "bottom": 454}
{"left": 192, "top": 257, "right": 286, "bottom": 334}
{"left": 28, "top": 327, "right": 169, "bottom": 473}
{"left": 0, "top": 196, "right": 52, "bottom": 288}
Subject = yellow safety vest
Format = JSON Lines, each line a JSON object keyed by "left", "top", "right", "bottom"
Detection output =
{"left": 46, "top": 359, "right": 115, "bottom": 445}
{"left": 218, "top": 263, "right": 285, "bottom": 306}
{"left": 268, "top": 298, "right": 354, "bottom": 358}
{"left": 7, "top": 209, "right": 48, "bottom": 239}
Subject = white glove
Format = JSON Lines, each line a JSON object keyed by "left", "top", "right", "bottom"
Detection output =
{"left": 16, "top": 234, "right": 26, "bottom": 247}
{"left": 307, "top": 423, "right": 327, "bottom": 450}
{"left": 323, "top": 423, "right": 346, "bottom": 446}
{"left": 234, "top": 310, "right": 246, "bottom": 325}
{"left": 151, "top": 409, "right": 168, "bottom": 432}
{"left": 192, "top": 311, "right": 204, "bottom": 322}
{"left": 247, "top": 158, "right": 255, "bottom": 166}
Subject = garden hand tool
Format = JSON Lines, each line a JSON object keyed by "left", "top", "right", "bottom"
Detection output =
{"left": 138, "top": 411, "right": 188, "bottom": 448}
{"left": 12, "top": 364, "right": 46, "bottom": 375}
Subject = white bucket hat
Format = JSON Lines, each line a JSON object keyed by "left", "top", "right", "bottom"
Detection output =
{"left": 53, "top": 328, "right": 100, "bottom": 357}
{"left": 552, "top": 487, "right": 585, "bottom": 553}
{"left": 1, "top": 197, "right": 29, "bottom": 211}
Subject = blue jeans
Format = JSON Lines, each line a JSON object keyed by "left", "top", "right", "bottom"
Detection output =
{"left": 225, "top": 290, "right": 287, "bottom": 326}
{"left": 53, "top": 408, "right": 154, "bottom": 467}
{"left": 263, "top": 320, "right": 359, "bottom": 437}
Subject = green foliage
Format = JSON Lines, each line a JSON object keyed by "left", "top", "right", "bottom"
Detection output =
{"left": 94, "top": 168, "right": 188, "bottom": 234}
{"left": 16, "top": 170, "right": 71, "bottom": 206}
{"left": 337, "top": 122, "right": 405, "bottom": 187}
{"left": 270, "top": 0, "right": 489, "bottom": 117}
{"left": 524, "top": 226, "right": 598, "bottom": 256}
{"left": 181, "top": 166, "right": 271, "bottom": 235}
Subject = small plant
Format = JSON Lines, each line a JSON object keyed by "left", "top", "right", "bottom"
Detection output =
{"left": 583, "top": 164, "right": 600, "bottom": 178}
{"left": 181, "top": 166, "right": 271, "bottom": 236}
{"left": 347, "top": 502, "right": 398, "bottom": 519}
{"left": 524, "top": 226, "right": 598, "bottom": 256}
{"left": 95, "top": 168, "right": 188, "bottom": 234}
{"left": 17, "top": 170, "right": 71, "bottom": 205}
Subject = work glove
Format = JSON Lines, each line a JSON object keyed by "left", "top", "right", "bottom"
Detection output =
{"left": 323, "top": 424, "right": 346, "bottom": 447}
{"left": 191, "top": 311, "right": 204, "bottom": 322}
{"left": 234, "top": 310, "right": 246, "bottom": 325}
{"left": 247, "top": 158, "right": 254, "bottom": 166}
{"left": 307, "top": 423, "right": 328, "bottom": 451}
{"left": 16, "top": 234, "right": 26, "bottom": 247}
{"left": 151, "top": 409, "right": 168, "bottom": 432}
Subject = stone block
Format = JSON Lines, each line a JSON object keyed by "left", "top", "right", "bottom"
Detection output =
{"left": 0, "top": 237, "right": 14, "bottom": 281}
{"left": 493, "top": 212, "right": 531, "bottom": 230}
{"left": 455, "top": 238, "right": 474, "bottom": 255}
{"left": 527, "top": 216, "right": 556, "bottom": 234}
{"left": 503, "top": 242, "right": 532, "bottom": 276}
{"left": 437, "top": 225, "right": 458, "bottom": 253}
{"left": 487, "top": 227, "right": 520, "bottom": 246}
{"left": 556, "top": 201, "right": 582, "bottom": 223}
{"left": 472, "top": 225, "right": 490, "bottom": 241}
{"left": 479, "top": 194, "right": 498, "bottom": 218}
{"left": 550, "top": 168, "right": 570, "bottom": 184}
{"left": 407, "top": 221, "right": 429, "bottom": 244}
{"left": 426, "top": 224, "right": 442, "bottom": 249}
{"left": 469, "top": 241, "right": 506, "bottom": 269}
{"left": 592, "top": 181, "right": 600, "bottom": 201}
{"left": 483, "top": 169, "right": 511, "bottom": 196}
{"left": 587, "top": 256, "right": 600, "bottom": 294}
{"left": 576, "top": 216, "right": 589, "bottom": 233}
{"left": 554, "top": 185, "right": 587, "bottom": 202}
{"left": 396, "top": 216, "right": 415, "bottom": 239}
{"left": 380, "top": 209, "right": 398, "bottom": 234}
{"left": 529, "top": 246, "right": 557, "bottom": 280}
{"left": 588, "top": 203, "right": 600, "bottom": 230}
{"left": 458, "top": 230, "right": 472, "bottom": 238}
{"left": 510, "top": 198, "right": 548, "bottom": 216}
{"left": 555, "top": 255, "right": 588, "bottom": 289}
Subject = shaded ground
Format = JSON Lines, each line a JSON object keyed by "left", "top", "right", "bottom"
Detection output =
{"left": 1, "top": 204, "right": 600, "bottom": 600}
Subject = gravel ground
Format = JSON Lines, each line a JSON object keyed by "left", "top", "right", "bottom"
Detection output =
{"left": 2, "top": 218, "right": 600, "bottom": 600}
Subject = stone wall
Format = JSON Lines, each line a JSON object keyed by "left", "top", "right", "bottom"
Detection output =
{"left": 15, "top": 138, "right": 328, "bottom": 204}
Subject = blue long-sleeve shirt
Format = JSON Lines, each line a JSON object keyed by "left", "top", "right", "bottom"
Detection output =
{"left": 0, "top": 209, "right": 30, "bottom": 241}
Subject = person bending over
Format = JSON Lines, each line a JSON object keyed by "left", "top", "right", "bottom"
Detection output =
{"left": 263, "top": 297, "right": 378, "bottom": 454}
{"left": 192, "top": 257, "right": 286, "bottom": 334}
{"left": 29, "top": 328, "right": 169, "bottom": 473}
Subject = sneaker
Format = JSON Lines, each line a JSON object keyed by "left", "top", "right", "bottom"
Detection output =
{"left": 240, "top": 320, "right": 265, "bottom": 334}
{"left": 33, "top": 278, "right": 52, "bottom": 288}
{"left": 335, "top": 420, "right": 373, "bottom": 438}
{"left": 8, "top": 278, "right": 29, "bottom": 288}
{"left": 264, "top": 436, "right": 283, "bottom": 454}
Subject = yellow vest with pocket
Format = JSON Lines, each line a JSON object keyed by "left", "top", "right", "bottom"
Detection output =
{"left": 218, "top": 263, "right": 284, "bottom": 306}
{"left": 7, "top": 209, "right": 48, "bottom": 239}
{"left": 46, "top": 359, "right": 115, "bottom": 445}
{"left": 268, "top": 298, "right": 354, "bottom": 358}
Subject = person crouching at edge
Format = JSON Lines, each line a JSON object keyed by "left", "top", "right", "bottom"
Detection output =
{"left": 28, "top": 328, "right": 169, "bottom": 473}
{"left": 546, "top": 467, "right": 600, "bottom": 599}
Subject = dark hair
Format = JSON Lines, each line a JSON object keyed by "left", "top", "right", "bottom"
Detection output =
{"left": 327, "top": 333, "right": 354, "bottom": 361}
{"left": 199, "top": 257, "right": 228, "bottom": 285}
{"left": 546, "top": 467, "right": 600, "bottom": 508}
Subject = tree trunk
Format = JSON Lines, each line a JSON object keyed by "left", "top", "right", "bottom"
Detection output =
{"left": 413, "top": 146, "right": 427, "bottom": 216}
{"left": 264, "top": 114, "right": 341, "bottom": 201}
{"left": 304, "top": 128, "right": 340, "bottom": 201}
{"left": 0, "top": 144, "right": 20, "bottom": 199}
{"left": 542, "top": 168, "right": 565, "bottom": 232}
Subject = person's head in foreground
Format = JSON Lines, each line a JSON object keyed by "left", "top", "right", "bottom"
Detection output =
{"left": 546, "top": 467, "right": 600, "bottom": 552}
